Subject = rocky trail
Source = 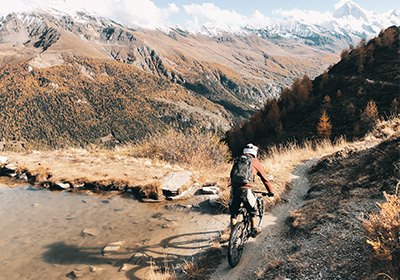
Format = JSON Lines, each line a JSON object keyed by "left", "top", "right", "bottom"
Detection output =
{"left": 210, "top": 159, "right": 318, "bottom": 280}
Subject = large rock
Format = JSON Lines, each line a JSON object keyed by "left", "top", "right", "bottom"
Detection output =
{"left": 161, "top": 171, "right": 192, "bottom": 197}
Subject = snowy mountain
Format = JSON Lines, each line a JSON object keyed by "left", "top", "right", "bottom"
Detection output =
{"left": 247, "top": 0, "right": 400, "bottom": 51}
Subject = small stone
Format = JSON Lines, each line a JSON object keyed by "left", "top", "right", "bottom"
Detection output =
{"left": 152, "top": 213, "right": 163, "bottom": 218}
{"left": 57, "top": 183, "right": 70, "bottom": 189}
{"left": 119, "top": 263, "right": 129, "bottom": 272}
{"left": 89, "top": 266, "right": 103, "bottom": 272}
{"left": 18, "top": 173, "right": 28, "bottom": 180}
{"left": 201, "top": 186, "right": 220, "bottom": 194}
{"left": 66, "top": 270, "right": 82, "bottom": 279}
{"left": 102, "top": 241, "right": 124, "bottom": 255}
{"left": 0, "top": 156, "right": 8, "bottom": 165}
{"left": 114, "top": 208, "right": 124, "bottom": 211}
{"left": 82, "top": 228, "right": 100, "bottom": 236}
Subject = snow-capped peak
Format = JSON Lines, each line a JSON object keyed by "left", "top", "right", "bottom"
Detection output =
{"left": 333, "top": 0, "right": 368, "bottom": 20}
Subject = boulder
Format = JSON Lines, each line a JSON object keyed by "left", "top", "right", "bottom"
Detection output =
{"left": 161, "top": 170, "right": 192, "bottom": 197}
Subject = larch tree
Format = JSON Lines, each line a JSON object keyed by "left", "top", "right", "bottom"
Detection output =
{"left": 317, "top": 110, "right": 332, "bottom": 139}
{"left": 361, "top": 100, "right": 379, "bottom": 125}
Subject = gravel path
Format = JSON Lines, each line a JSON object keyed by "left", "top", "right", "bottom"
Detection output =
{"left": 209, "top": 159, "right": 318, "bottom": 280}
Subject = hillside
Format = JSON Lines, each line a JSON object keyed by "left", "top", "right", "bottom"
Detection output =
{"left": 259, "top": 119, "right": 400, "bottom": 280}
{"left": 0, "top": 56, "right": 231, "bottom": 148}
{"left": 225, "top": 26, "right": 400, "bottom": 156}
{"left": 0, "top": 9, "right": 338, "bottom": 121}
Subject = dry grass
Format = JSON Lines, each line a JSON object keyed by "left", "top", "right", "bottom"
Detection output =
{"left": 260, "top": 137, "right": 349, "bottom": 195}
{"left": 146, "top": 263, "right": 177, "bottom": 280}
{"left": 216, "top": 137, "right": 350, "bottom": 211}
{"left": 363, "top": 182, "right": 400, "bottom": 278}
{"left": 121, "top": 128, "right": 230, "bottom": 168}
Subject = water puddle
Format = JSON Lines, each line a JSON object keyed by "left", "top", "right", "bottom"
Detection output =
{"left": 0, "top": 177, "right": 227, "bottom": 279}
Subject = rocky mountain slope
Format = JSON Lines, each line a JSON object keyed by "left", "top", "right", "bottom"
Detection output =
{"left": 225, "top": 26, "right": 400, "bottom": 156}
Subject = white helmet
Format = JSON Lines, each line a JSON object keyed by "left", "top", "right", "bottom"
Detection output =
{"left": 243, "top": 143, "right": 258, "bottom": 158}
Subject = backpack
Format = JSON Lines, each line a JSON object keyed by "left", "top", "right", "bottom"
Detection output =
{"left": 230, "top": 155, "right": 253, "bottom": 186}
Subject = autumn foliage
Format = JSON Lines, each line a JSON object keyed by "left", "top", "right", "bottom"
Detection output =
{"left": 225, "top": 26, "right": 400, "bottom": 156}
{"left": 0, "top": 56, "right": 227, "bottom": 149}
{"left": 317, "top": 110, "right": 332, "bottom": 139}
{"left": 363, "top": 182, "right": 400, "bottom": 278}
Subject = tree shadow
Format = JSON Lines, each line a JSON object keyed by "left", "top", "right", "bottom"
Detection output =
{"left": 43, "top": 230, "right": 221, "bottom": 280}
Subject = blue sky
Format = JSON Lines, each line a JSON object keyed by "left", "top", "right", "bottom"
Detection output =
{"left": 0, "top": 0, "right": 398, "bottom": 28}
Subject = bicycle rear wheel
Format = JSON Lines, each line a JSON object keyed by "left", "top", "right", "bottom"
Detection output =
{"left": 228, "top": 222, "right": 246, "bottom": 267}
{"left": 256, "top": 197, "right": 265, "bottom": 227}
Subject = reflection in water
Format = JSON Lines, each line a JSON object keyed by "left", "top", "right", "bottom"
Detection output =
{"left": 0, "top": 177, "right": 227, "bottom": 280}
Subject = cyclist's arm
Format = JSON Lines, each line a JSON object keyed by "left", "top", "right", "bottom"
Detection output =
{"left": 253, "top": 158, "right": 274, "bottom": 194}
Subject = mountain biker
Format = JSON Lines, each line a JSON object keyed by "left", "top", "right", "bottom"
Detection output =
{"left": 229, "top": 143, "right": 274, "bottom": 238}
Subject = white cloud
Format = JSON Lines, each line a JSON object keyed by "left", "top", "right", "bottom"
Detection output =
{"left": 272, "top": 8, "right": 333, "bottom": 24}
{"left": 0, "top": 0, "right": 180, "bottom": 28}
{"left": 182, "top": 3, "right": 272, "bottom": 29}
{"left": 183, "top": 3, "right": 248, "bottom": 27}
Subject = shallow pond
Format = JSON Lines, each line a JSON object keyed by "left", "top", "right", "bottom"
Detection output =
{"left": 0, "top": 177, "right": 227, "bottom": 280}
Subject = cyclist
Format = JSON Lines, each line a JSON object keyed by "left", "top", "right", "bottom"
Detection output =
{"left": 229, "top": 143, "right": 274, "bottom": 237}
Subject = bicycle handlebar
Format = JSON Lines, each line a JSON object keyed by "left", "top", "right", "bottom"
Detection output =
{"left": 253, "top": 190, "right": 274, "bottom": 197}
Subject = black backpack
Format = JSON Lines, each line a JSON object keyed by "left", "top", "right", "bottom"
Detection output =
{"left": 230, "top": 155, "right": 253, "bottom": 186}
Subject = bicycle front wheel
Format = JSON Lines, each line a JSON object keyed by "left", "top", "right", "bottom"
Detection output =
{"left": 256, "top": 197, "right": 265, "bottom": 228}
{"left": 228, "top": 222, "right": 246, "bottom": 267}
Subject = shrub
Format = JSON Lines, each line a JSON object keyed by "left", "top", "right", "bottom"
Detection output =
{"left": 363, "top": 182, "right": 400, "bottom": 278}
{"left": 127, "top": 129, "right": 230, "bottom": 168}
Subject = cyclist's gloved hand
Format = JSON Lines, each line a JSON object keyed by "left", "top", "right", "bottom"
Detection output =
{"left": 267, "top": 192, "right": 275, "bottom": 198}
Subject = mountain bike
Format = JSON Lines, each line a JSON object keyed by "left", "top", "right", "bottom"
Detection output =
{"left": 227, "top": 190, "right": 267, "bottom": 267}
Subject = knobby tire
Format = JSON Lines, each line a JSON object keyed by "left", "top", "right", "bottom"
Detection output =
{"left": 228, "top": 222, "right": 246, "bottom": 267}
{"left": 257, "top": 197, "right": 265, "bottom": 227}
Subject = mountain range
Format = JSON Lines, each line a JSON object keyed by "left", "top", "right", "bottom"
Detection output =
{"left": 0, "top": 1, "right": 398, "bottom": 147}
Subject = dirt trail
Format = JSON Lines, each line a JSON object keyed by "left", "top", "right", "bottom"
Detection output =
{"left": 210, "top": 159, "right": 318, "bottom": 280}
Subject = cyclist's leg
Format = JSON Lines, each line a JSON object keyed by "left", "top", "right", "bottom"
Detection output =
{"left": 241, "top": 189, "right": 258, "bottom": 220}
{"left": 242, "top": 189, "right": 261, "bottom": 237}
{"left": 229, "top": 187, "right": 242, "bottom": 229}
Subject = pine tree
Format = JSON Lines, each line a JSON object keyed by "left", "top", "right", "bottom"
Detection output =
{"left": 317, "top": 110, "right": 332, "bottom": 139}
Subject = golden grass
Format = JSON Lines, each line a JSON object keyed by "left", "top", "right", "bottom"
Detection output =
{"left": 363, "top": 182, "right": 400, "bottom": 277}
{"left": 260, "top": 137, "right": 348, "bottom": 195}
{"left": 145, "top": 263, "right": 176, "bottom": 280}
{"left": 121, "top": 128, "right": 230, "bottom": 168}
{"left": 216, "top": 137, "right": 350, "bottom": 211}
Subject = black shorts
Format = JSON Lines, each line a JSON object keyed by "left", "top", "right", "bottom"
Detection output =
{"left": 229, "top": 187, "right": 257, "bottom": 218}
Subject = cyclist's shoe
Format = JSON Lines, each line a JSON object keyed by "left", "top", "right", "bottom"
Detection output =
{"left": 251, "top": 227, "right": 262, "bottom": 238}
